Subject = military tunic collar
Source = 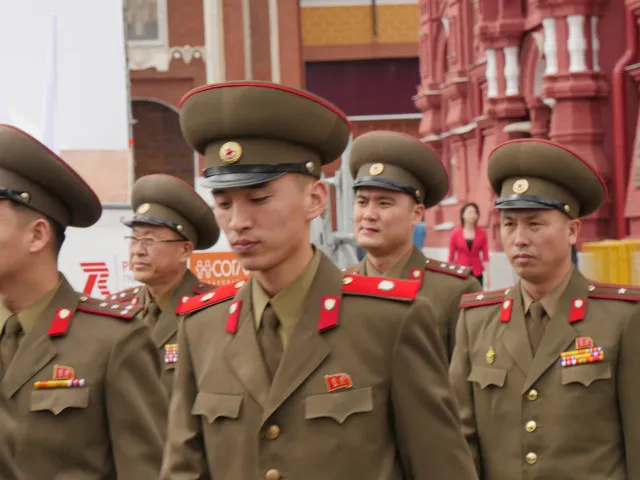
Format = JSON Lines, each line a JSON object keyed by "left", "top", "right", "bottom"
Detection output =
{"left": 0, "top": 279, "right": 62, "bottom": 334}
{"left": 252, "top": 248, "right": 322, "bottom": 348}
{"left": 364, "top": 246, "right": 414, "bottom": 278}
{"left": 520, "top": 266, "right": 574, "bottom": 318}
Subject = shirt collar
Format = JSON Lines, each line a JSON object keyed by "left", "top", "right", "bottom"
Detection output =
{"left": 521, "top": 266, "right": 574, "bottom": 318}
{"left": 0, "top": 280, "right": 62, "bottom": 334}
{"left": 252, "top": 248, "right": 323, "bottom": 344}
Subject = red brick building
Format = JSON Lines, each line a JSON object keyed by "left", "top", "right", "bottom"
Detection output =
{"left": 125, "top": 0, "right": 640, "bottom": 268}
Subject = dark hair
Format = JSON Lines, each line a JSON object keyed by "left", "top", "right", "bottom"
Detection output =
{"left": 460, "top": 202, "right": 480, "bottom": 226}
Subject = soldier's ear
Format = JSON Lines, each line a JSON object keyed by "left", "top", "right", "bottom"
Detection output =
{"left": 411, "top": 201, "right": 425, "bottom": 225}
{"left": 567, "top": 218, "right": 581, "bottom": 245}
{"left": 307, "top": 179, "right": 327, "bottom": 222}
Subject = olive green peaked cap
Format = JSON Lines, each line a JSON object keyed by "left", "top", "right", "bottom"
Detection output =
{"left": 0, "top": 124, "right": 101, "bottom": 228}
{"left": 179, "top": 81, "right": 352, "bottom": 189}
{"left": 488, "top": 139, "right": 607, "bottom": 218}
{"left": 349, "top": 130, "right": 449, "bottom": 208}
{"left": 125, "top": 174, "right": 219, "bottom": 250}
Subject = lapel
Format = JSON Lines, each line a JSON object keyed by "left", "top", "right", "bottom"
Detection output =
{"left": 261, "top": 254, "right": 340, "bottom": 423}
{"left": 3, "top": 278, "right": 78, "bottom": 398}
{"left": 521, "top": 269, "right": 587, "bottom": 393}
{"left": 399, "top": 247, "right": 427, "bottom": 283}
{"left": 498, "top": 285, "right": 533, "bottom": 376}
{"left": 223, "top": 281, "right": 271, "bottom": 409}
{"left": 152, "top": 271, "right": 199, "bottom": 348}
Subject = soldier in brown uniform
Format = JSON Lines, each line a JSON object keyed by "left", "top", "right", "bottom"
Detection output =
{"left": 110, "top": 174, "right": 219, "bottom": 395}
{"left": 160, "top": 81, "right": 477, "bottom": 480}
{"left": 450, "top": 139, "right": 640, "bottom": 480}
{"left": 345, "top": 130, "right": 481, "bottom": 359}
{"left": 0, "top": 125, "right": 167, "bottom": 478}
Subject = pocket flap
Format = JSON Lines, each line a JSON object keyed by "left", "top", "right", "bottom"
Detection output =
{"left": 305, "top": 386, "right": 373, "bottom": 424}
{"left": 30, "top": 388, "right": 90, "bottom": 415}
{"left": 467, "top": 366, "right": 507, "bottom": 389}
{"left": 561, "top": 361, "right": 611, "bottom": 387}
{"left": 192, "top": 393, "right": 243, "bottom": 423}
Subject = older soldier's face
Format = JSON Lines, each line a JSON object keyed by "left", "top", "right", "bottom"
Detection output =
{"left": 353, "top": 187, "right": 424, "bottom": 257}
{"left": 212, "top": 174, "right": 326, "bottom": 272}
{"left": 501, "top": 209, "right": 580, "bottom": 284}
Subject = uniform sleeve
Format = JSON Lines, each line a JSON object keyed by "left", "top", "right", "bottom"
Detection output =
{"left": 390, "top": 296, "right": 478, "bottom": 479}
{"left": 160, "top": 317, "right": 210, "bottom": 480}
{"left": 105, "top": 321, "right": 168, "bottom": 478}
{"left": 449, "top": 309, "right": 482, "bottom": 475}
{"left": 446, "top": 278, "right": 482, "bottom": 361}
{"left": 617, "top": 305, "right": 640, "bottom": 479}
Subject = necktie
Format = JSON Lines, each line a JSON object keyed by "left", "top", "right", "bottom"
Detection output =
{"left": 0, "top": 316, "right": 22, "bottom": 376}
{"left": 258, "top": 304, "right": 283, "bottom": 380}
{"left": 527, "top": 302, "right": 546, "bottom": 354}
{"left": 145, "top": 301, "right": 161, "bottom": 328}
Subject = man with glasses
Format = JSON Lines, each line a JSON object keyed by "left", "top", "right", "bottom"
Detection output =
{"left": 0, "top": 125, "right": 167, "bottom": 478}
{"left": 111, "top": 174, "right": 219, "bottom": 396}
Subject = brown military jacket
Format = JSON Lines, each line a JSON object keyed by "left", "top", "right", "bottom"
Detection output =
{"left": 0, "top": 407, "right": 18, "bottom": 480}
{"left": 346, "top": 246, "right": 481, "bottom": 360}
{"left": 450, "top": 268, "right": 640, "bottom": 480}
{"left": 161, "top": 251, "right": 477, "bottom": 480}
{"left": 1, "top": 276, "right": 168, "bottom": 479}
{"left": 111, "top": 270, "right": 215, "bottom": 396}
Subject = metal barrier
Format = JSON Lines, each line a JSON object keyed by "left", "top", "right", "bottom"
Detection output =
{"left": 581, "top": 239, "right": 640, "bottom": 284}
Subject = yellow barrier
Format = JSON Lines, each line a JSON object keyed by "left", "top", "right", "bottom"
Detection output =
{"left": 581, "top": 239, "right": 640, "bottom": 285}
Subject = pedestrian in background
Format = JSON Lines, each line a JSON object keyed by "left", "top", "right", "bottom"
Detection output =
{"left": 449, "top": 202, "right": 489, "bottom": 287}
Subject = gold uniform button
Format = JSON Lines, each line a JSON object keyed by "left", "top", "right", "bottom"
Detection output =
{"left": 527, "top": 389, "right": 538, "bottom": 401}
{"left": 265, "top": 425, "right": 281, "bottom": 440}
{"left": 526, "top": 452, "right": 538, "bottom": 465}
{"left": 525, "top": 420, "right": 537, "bottom": 433}
{"left": 265, "top": 469, "right": 281, "bottom": 480}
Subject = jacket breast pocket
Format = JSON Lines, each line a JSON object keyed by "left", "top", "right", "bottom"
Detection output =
{"left": 192, "top": 393, "right": 243, "bottom": 424}
{"left": 30, "top": 388, "right": 90, "bottom": 415}
{"left": 561, "top": 361, "right": 611, "bottom": 387}
{"left": 467, "top": 366, "right": 507, "bottom": 389}
{"left": 305, "top": 386, "right": 373, "bottom": 424}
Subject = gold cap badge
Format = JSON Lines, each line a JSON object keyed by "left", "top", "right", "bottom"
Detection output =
{"left": 219, "top": 141, "right": 243, "bottom": 164}
{"left": 512, "top": 178, "right": 529, "bottom": 194}
{"left": 137, "top": 203, "right": 150, "bottom": 214}
{"left": 369, "top": 163, "right": 384, "bottom": 176}
{"left": 486, "top": 345, "right": 496, "bottom": 365}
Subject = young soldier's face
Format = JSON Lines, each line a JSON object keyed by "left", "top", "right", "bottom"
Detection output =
{"left": 353, "top": 187, "right": 424, "bottom": 257}
{"left": 212, "top": 174, "right": 326, "bottom": 272}
{"left": 501, "top": 209, "right": 580, "bottom": 283}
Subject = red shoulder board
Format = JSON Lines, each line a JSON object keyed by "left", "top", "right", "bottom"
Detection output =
{"left": 49, "top": 296, "right": 142, "bottom": 335}
{"left": 107, "top": 286, "right": 142, "bottom": 305}
{"left": 342, "top": 274, "right": 420, "bottom": 302}
{"left": 587, "top": 282, "right": 640, "bottom": 302}
{"left": 193, "top": 282, "right": 216, "bottom": 295}
{"left": 459, "top": 288, "right": 511, "bottom": 309}
{"left": 177, "top": 279, "right": 248, "bottom": 316}
{"left": 424, "top": 258, "right": 472, "bottom": 279}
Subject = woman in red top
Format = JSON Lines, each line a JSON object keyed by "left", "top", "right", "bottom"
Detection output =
{"left": 448, "top": 202, "right": 489, "bottom": 287}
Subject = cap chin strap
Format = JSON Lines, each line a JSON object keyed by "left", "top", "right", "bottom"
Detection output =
{"left": 495, "top": 194, "right": 571, "bottom": 216}
{"left": 203, "top": 163, "right": 314, "bottom": 177}
{"left": 353, "top": 176, "right": 420, "bottom": 203}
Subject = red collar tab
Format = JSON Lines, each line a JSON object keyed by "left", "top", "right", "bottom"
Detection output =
{"left": 48, "top": 307, "right": 75, "bottom": 336}
{"left": 569, "top": 298, "right": 586, "bottom": 323}
{"left": 226, "top": 300, "right": 243, "bottom": 334}
{"left": 318, "top": 296, "right": 341, "bottom": 331}
{"left": 500, "top": 299, "right": 513, "bottom": 322}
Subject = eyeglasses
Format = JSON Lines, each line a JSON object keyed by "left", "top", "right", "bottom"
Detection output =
{"left": 125, "top": 236, "right": 185, "bottom": 249}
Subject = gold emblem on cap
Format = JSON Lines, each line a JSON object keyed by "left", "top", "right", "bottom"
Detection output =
{"left": 369, "top": 163, "right": 384, "bottom": 176}
{"left": 219, "top": 141, "right": 243, "bottom": 164}
{"left": 512, "top": 179, "right": 529, "bottom": 194}
{"left": 20, "top": 192, "right": 31, "bottom": 203}
{"left": 137, "top": 203, "right": 150, "bottom": 214}
{"left": 305, "top": 161, "right": 315, "bottom": 174}
{"left": 564, "top": 204, "right": 570, "bottom": 213}
{"left": 176, "top": 225, "right": 184, "bottom": 232}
